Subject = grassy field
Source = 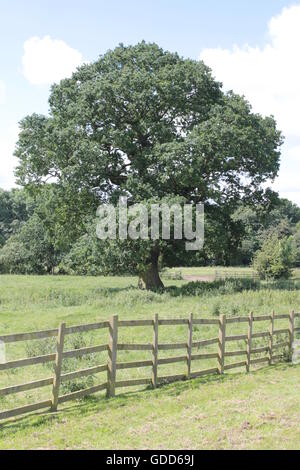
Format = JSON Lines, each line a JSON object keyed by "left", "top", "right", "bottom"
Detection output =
{"left": 1, "top": 269, "right": 300, "bottom": 449}
{"left": 2, "top": 363, "right": 300, "bottom": 450}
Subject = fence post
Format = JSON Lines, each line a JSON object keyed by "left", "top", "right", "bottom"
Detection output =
{"left": 218, "top": 314, "right": 226, "bottom": 375}
{"left": 187, "top": 313, "right": 193, "bottom": 380}
{"left": 152, "top": 314, "right": 159, "bottom": 388}
{"left": 51, "top": 322, "right": 66, "bottom": 412}
{"left": 289, "top": 311, "right": 295, "bottom": 362}
{"left": 246, "top": 312, "right": 253, "bottom": 373}
{"left": 268, "top": 311, "right": 275, "bottom": 366}
{"left": 107, "top": 315, "right": 118, "bottom": 398}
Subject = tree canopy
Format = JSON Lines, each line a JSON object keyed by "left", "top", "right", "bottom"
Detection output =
{"left": 14, "top": 42, "right": 283, "bottom": 288}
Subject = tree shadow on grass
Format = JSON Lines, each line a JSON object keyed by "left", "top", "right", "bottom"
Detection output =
{"left": 92, "top": 285, "right": 138, "bottom": 295}
{"left": 164, "top": 278, "right": 300, "bottom": 298}
{"left": 78, "top": 277, "right": 300, "bottom": 299}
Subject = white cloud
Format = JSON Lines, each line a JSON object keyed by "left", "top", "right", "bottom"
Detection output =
{"left": 0, "top": 80, "right": 6, "bottom": 104}
{"left": 272, "top": 145, "right": 300, "bottom": 205}
{"left": 200, "top": 5, "right": 300, "bottom": 138}
{"left": 22, "top": 35, "right": 83, "bottom": 85}
{"left": 200, "top": 4, "right": 300, "bottom": 206}
{"left": 0, "top": 126, "right": 19, "bottom": 189}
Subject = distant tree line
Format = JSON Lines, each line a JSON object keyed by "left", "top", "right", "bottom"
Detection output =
{"left": 1, "top": 185, "right": 299, "bottom": 278}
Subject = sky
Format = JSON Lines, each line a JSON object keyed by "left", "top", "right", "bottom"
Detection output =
{"left": 0, "top": 0, "right": 299, "bottom": 204}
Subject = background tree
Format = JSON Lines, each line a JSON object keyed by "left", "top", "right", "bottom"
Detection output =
{"left": 0, "top": 188, "right": 31, "bottom": 247}
{"left": 231, "top": 197, "right": 300, "bottom": 265}
{"left": 15, "top": 42, "right": 282, "bottom": 289}
{"left": 0, "top": 185, "right": 86, "bottom": 274}
{"left": 252, "top": 234, "right": 295, "bottom": 280}
{"left": 0, "top": 213, "right": 57, "bottom": 274}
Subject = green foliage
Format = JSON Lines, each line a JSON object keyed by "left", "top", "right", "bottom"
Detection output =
{"left": 13, "top": 42, "right": 282, "bottom": 286}
{"left": 291, "top": 222, "right": 300, "bottom": 267}
{"left": 59, "top": 233, "right": 101, "bottom": 276}
{"left": 59, "top": 217, "right": 157, "bottom": 276}
{"left": 25, "top": 334, "right": 98, "bottom": 394}
{"left": 25, "top": 337, "right": 57, "bottom": 361}
{"left": 0, "top": 185, "right": 92, "bottom": 275}
{"left": 0, "top": 213, "right": 59, "bottom": 274}
{"left": 0, "top": 188, "right": 31, "bottom": 248}
{"left": 253, "top": 235, "right": 295, "bottom": 280}
{"left": 170, "top": 278, "right": 259, "bottom": 297}
{"left": 60, "top": 334, "right": 98, "bottom": 394}
{"left": 232, "top": 197, "right": 300, "bottom": 265}
{"left": 0, "top": 43, "right": 291, "bottom": 279}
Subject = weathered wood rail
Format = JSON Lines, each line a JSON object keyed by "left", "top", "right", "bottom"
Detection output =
{"left": 0, "top": 311, "right": 299, "bottom": 421}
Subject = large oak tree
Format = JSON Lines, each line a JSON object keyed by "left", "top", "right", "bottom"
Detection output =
{"left": 15, "top": 42, "right": 282, "bottom": 289}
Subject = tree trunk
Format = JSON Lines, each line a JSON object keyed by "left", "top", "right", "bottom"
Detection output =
{"left": 138, "top": 248, "right": 164, "bottom": 290}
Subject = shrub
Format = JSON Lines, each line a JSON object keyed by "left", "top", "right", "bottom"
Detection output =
{"left": 252, "top": 235, "right": 294, "bottom": 280}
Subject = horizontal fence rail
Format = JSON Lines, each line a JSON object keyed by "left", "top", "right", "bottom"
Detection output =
{"left": 0, "top": 311, "right": 300, "bottom": 422}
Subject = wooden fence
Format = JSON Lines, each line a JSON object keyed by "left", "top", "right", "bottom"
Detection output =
{"left": 0, "top": 311, "right": 299, "bottom": 422}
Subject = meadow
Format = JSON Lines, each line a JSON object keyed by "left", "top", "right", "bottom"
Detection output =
{"left": 1, "top": 268, "right": 300, "bottom": 449}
